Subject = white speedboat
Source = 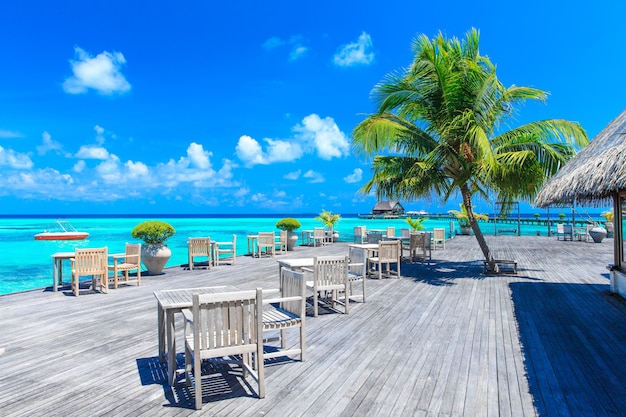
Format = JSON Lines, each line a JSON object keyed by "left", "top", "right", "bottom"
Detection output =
{"left": 34, "top": 220, "right": 89, "bottom": 241}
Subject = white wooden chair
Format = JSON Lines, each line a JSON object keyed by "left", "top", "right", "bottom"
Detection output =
{"left": 433, "top": 228, "right": 445, "bottom": 250}
{"left": 400, "top": 228, "right": 410, "bottom": 238}
{"left": 258, "top": 232, "right": 276, "bottom": 257}
{"left": 262, "top": 268, "right": 306, "bottom": 362}
{"left": 348, "top": 246, "right": 367, "bottom": 304}
{"left": 184, "top": 289, "right": 265, "bottom": 409}
{"left": 311, "top": 227, "right": 326, "bottom": 247}
{"left": 353, "top": 226, "right": 367, "bottom": 243}
{"left": 557, "top": 224, "right": 573, "bottom": 241}
{"left": 107, "top": 243, "right": 141, "bottom": 291}
{"left": 369, "top": 240, "right": 401, "bottom": 279}
{"left": 70, "top": 247, "right": 108, "bottom": 296}
{"left": 402, "top": 233, "right": 422, "bottom": 263}
{"left": 367, "top": 231, "right": 382, "bottom": 244}
{"left": 305, "top": 255, "right": 349, "bottom": 317}
{"left": 275, "top": 230, "right": 287, "bottom": 255}
{"left": 214, "top": 234, "right": 236, "bottom": 265}
{"left": 187, "top": 237, "right": 211, "bottom": 270}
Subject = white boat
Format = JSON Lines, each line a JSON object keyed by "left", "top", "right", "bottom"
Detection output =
{"left": 34, "top": 220, "right": 89, "bottom": 241}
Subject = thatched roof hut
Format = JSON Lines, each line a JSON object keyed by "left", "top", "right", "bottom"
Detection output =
{"left": 372, "top": 201, "right": 405, "bottom": 216}
{"left": 535, "top": 109, "right": 626, "bottom": 296}
{"left": 535, "top": 109, "right": 626, "bottom": 208}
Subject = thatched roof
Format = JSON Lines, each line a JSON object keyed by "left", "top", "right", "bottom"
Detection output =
{"left": 535, "top": 109, "right": 626, "bottom": 208}
{"left": 372, "top": 201, "right": 404, "bottom": 213}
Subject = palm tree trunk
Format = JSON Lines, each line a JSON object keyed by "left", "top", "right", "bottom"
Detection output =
{"left": 460, "top": 185, "right": 494, "bottom": 265}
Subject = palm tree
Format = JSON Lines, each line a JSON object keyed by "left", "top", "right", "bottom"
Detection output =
{"left": 352, "top": 28, "right": 588, "bottom": 264}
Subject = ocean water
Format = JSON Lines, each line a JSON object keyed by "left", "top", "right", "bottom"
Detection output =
{"left": 0, "top": 214, "right": 603, "bottom": 295}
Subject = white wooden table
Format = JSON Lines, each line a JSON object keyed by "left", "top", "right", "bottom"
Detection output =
{"left": 153, "top": 285, "right": 238, "bottom": 386}
{"left": 277, "top": 257, "right": 314, "bottom": 276}
{"left": 51, "top": 251, "right": 75, "bottom": 292}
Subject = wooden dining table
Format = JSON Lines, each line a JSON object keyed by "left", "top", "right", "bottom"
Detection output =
{"left": 51, "top": 251, "right": 75, "bottom": 292}
{"left": 153, "top": 285, "right": 238, "bottom": 386}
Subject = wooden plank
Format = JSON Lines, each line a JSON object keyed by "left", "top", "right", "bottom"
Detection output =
{"left": 0, "top": 236, "right": 624, "bottom": 416}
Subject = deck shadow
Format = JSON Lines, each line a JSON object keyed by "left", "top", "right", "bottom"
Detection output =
{"left": 510, "top": 281, "right": 626, "bottom": 416}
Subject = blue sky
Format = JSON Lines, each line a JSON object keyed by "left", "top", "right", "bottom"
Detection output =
{"left": 0, "top": 0, "right": 624, "bottom": 215}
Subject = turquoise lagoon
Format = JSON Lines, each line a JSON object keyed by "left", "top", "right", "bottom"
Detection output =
{"left": 0, "top": 214, "right": 602, "bottom": 295}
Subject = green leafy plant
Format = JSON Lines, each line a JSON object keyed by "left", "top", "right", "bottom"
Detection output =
{"left": 315, "top": 210, "right": 341, "bottom": 229}
{"left": 448, "top": 204, "right": 488, "bottom": 228}
{"left": 131, "top": 221, "right": 175, "bottom": 245}
{"left": 406, "top": 216, "right": 426, "bottom": 231}
{"left": 276, "top": 218, "right": 301, "bottom": 232}
{"left": 601, "top": 210, "right": 614, "bottom": 223}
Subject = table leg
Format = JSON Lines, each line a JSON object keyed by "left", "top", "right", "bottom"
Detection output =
{"left": 166, "top": 309, "right": 176, "bottom": 386}
{"left": 157, "top": 304, "right": 165, "bottom": 363}
{"left": 53, "top": 259, "right": 59, "bottom": 292}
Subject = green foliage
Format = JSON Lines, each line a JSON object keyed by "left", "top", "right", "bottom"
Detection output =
{"left": 533, "top": 213, "right": 540, "bottom": 218}
{"left": 448, "top": 204, "right": 488, "bottom": 227}
{"left": 315, "top": 210, "right": 341, "bottom": 229}
{"left": 276, "top": 218, "right": 301, "bottom": 232}
{"left": 601, "top": 210, "right": 614, "bottom": 222}
{"left": 558, "top": 213, "right": 566, "bottom": 219}
{"left": 351, "top": 28, "right": 588, "bottom": 261}
{"left": 406, "top": 216, "right": 426, "bottom": 231}
{"left": 131, "top": 221, "right": 175, "bottom": 245}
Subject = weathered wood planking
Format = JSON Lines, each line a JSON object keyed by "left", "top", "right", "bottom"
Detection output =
{"left": 0, "top": 235, "right": 624, "bottom": 416}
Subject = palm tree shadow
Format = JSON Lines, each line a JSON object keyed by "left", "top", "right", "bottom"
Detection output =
{"left": 401, "top": 258, "right": 487, "bottom": 286}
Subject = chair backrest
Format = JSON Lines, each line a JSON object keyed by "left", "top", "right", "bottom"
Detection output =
{"left": 423, "top": 232, "right": 432, "bottom": 249}
{"left": 367, "top": 232, "right": 382, "bottom": 244}
{"left": 563, "top": 224, "right": 573, "bottom": 233}
{"left": 124, "top": 243, "right": 141, "bottom": 265}
{"left": 378, "top": 240, "right": 400, "bottom": 262}
{"left": 409, "top": 232, "right": 424, "bottom": 250}
{"left": 191, "top": 289, "right": 262, "bottom": 355}
{"left": 74, "top": 247, "right": 108, "bottom": 276}
{"left": 557, "top": 223, "right": 565, "bottom": 233}
{"left": 279, "top": 268, "right": 306, "bottom": 317}
{"left": 433, "top": 228, "right": 445, "bottom": 241}
{"left": 400, "top": 228, "right": 410, "bottom": 238}
{"left": 348, "top": 247, "right": 366, "bottom": 278}
{"left": 354, "top": 226, "right": 366, "bottom": 239}
{"left": 386, "top": 227, "right": 395, "bottom": 238}
{"left": 279, "top": 230, "right": 288, "bottom": 243}
{"left": 313, "top": 227, "right": 325, "bottom": 239}
{"left": 258, "top": 232, "right": 275, "bottom": 247}
{"left": 313, "top": 255, "right": 348, "bottom": 289}
{"left": 188, "top": 237, "right": 211, "bottom": 256}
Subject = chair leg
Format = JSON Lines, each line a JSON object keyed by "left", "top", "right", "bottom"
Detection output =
{"left": 313, "top": 291, "right": 319, "bottom": 317}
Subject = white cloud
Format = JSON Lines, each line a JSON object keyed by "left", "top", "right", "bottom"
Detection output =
{"left": 36, "top": 131, "right": 63, "bottom": 155}
{"left": 333, "top": 32, "right": 375, "bottom": 67}
{"left": 76, "top": 145, "right": 109, "bottom": 160}
{"left": 96, "top": 154, "right": 122, "bottom": 183}
{"left": 187, "top": 142, "right": 211, "bottom": 170}
{"left": 289, "top": 46, "right": 308, "bottom": 61}
{"left": 235, "top": 135, "right": 303, "bottom": 167}
{"left": 303, "top": 169, "right": 324, "bottom": 183}
{"left": 263, "top": 34, "right": 309, "bottom": 62}
{"left": 344, "top": 168, "right": 363, "bottom": 183}
{"left": 263, "top": 37, "right": 285, "bottom": 50}
{"left": 0, "top": 130, "right": 23, "bottom": 138}
{"left": 294, "top": 114, "right": 350, "bottom": 160}
{"left": 284, "top": 169, "right": 301, "bottom": 180}
{"left": 63, "top": 46, "right": 131, "bottom": 95}
{"left": 0, "top": 146, "right": 33, "bottom": 169}
{"left": 73, "top": 160, "right": 85, "bottom": 172}
{"left": 125, "top": 160, "right": 149, "bottom": 178}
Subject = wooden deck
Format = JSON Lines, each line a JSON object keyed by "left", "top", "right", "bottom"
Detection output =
{"left": 1, "top": 235, "right": 625, "bottom": 416}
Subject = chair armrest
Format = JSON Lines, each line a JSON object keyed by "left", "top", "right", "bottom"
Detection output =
{"left": 263, "top": 295, "right": 302, "bottom": 305}
{"left": 300, "top": 267, "right": 314, "bottom": 273}
{"left": 181, "top": 308, "right": 193, "bottom": 323}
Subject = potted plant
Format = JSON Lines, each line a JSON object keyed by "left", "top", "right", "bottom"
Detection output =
{"left": 601, "top": 209, "right": 615, "bottom": 237}
{"left": 448, "top": 204, "right": 488, "bottom": 235}
{"left": 276, "top": 218, "right": 301, "bottom": 251}
{"left": 131, "top": 220, "right": 176, "bottom": 275}
{"left": 315, "top": 209, "right": 341, "bottom": 242}
{"left": 406, "top": 216, "right": 426, "bottom": 232}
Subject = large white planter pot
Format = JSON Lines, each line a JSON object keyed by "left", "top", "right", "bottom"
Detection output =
{"left": 459, "top": 225, "right": 472, "bottom": 235}
{"left": 287, "top": 232, "right": 298, "bottom": 251}
{"left": 141, "top": 244, "right": 171, "bottom": 275}
{"left": 588, "top": 227, "right": 607, "bottom": 243}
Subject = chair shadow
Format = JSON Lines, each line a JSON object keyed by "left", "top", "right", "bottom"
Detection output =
{"left": 510, "top": 281, "right": 626, "bottom": 416}
{"left": 137, "top": 347, "right": 298, "bottom": 409}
